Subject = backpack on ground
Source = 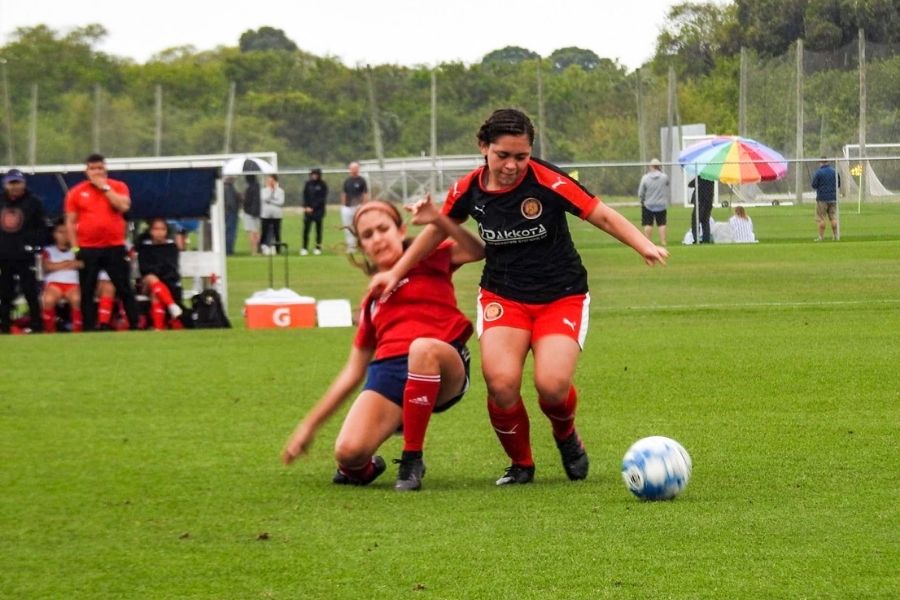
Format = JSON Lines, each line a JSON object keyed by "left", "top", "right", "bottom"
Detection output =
{"left": 190, "top": 289, "right": 231, "bottom": 329}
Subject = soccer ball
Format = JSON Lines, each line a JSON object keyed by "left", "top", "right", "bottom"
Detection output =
{"left": 621, "top": 436, "right": 692, "bottom": 501}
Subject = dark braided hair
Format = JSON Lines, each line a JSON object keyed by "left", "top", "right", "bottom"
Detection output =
{"left": 476, "top": 108, "right": 535, "bottom": 146}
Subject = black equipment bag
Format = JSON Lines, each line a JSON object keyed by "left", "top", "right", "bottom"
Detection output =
{"left": 190, "top": 289, "right": 231, "bottom": 329}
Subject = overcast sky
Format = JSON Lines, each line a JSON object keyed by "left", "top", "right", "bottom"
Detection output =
{"left": 0, "top": 0, "right": 686, "bottom": 71}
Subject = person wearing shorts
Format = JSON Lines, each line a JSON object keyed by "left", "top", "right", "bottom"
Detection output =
{"left": 372, "top": 108, "right": 668, "bottom": 486}
{"left": 282, "top": 200, "right": 484, "bottom": 492}
{"left": 638, "top": 158, "right": 669, "bottom": 246}
{"left": 811, "top": 158, "right": 840, "bottom": 241}
{"left": 41, "top": 220, "right": 84, "bottom": 332}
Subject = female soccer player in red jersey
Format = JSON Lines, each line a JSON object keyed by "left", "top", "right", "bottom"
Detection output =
{"left": 282, "top": 200, "right": 484, "bottom": 491}
{"left": 371, "top": 108, "right": 669, "bottom": 486}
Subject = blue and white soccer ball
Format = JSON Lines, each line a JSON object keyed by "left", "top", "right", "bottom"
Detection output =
{"left": 621, "top": 436, "right": 692, "bottom": 501}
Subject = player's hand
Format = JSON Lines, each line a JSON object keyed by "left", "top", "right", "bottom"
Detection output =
{"left": 88, "top": 171, "right": 108, "bottom": 189}
{"left": 368, "top": 269, "right": 401, "bottom": 301}
{"left": 405, "top": 194, "right": 439, "bottom": 226}
{"left": 643, "top": 245, "right": 669, "bottom": 266}
{"left": 282, "top": 423, "right": 315, "bottom": 465}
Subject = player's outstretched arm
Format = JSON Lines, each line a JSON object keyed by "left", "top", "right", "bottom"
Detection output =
{"left": 406, "top": 194, "right": 484, "bottom": 266}
{"left": 586, "top": 201, "right": 669, "bottom": 266}
{"left": 281, "top": 346, "right": 372, "bottom": 464}
{"left": 368, "top": 222, "right": 448, "bottom": 300}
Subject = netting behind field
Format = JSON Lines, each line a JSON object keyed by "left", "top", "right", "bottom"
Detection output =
{"left": 0, "top": 30, "right": 896, "bottom": 210}
{"left": 741, "top": 37, "right": 900, "bottom": 163}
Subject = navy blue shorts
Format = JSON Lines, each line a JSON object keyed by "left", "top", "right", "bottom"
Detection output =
{"left": 362, "top": 342, "right": 470, "bottom": 413}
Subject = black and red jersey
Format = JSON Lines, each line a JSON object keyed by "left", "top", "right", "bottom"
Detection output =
{"left": 441, "top": 157, "right": 599, "bottom": 303}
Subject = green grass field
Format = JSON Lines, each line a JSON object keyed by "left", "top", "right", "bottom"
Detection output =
{"left": 2, "top": 204, "right": 899, "bottom": 598}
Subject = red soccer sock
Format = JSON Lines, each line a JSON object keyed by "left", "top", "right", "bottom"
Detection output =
{"left": 42, "top": 308, "right": 56, "bottom": 333}
{"left": 539, "top": 385, "right": 578, "bottom": 441}
{"left": 150, "top": 280, "right": 175, "bottom": 307}
{"left": 150, "top": 301, "right": 166, "bottom": 330}
{"left": 488, "top": 397, "right": 534, "bottom": 467}
{"left": 402, "top": 372, "right": 442, "bottom": 453}
{"left": 97, "top": 296, "right": 114, "bottom": 325}
{"left": 338, "top": 458, "right": 375, "bottom": 482}
{"left": 71, "top": 308, "right": 83, "bottom": 332}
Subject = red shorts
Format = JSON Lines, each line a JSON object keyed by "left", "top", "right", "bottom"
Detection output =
{"left": 45, "top": 282, "right": 78, "bottom": 295}
{"left": 476, "top": 288, "right": 590, "bottom": 348}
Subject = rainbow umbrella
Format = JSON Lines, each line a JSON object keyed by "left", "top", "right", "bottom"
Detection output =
{"left": 678, "top": 136, "right": 788, "bottom": 184}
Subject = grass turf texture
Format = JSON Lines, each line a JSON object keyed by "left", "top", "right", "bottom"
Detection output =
{"left": 2, "top": 204, "right": 898, "bottom": 598}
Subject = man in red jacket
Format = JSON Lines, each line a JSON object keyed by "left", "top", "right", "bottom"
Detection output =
{"left": 65, "top": 154, "right": 138, "bottom": 331}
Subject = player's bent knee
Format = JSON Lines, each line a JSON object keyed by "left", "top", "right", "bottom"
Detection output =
{"left": 407, "top": 337, "right": 444, "bottom": 370}
{"left": 333, "top": 441, "right": 370, "bottom": 469}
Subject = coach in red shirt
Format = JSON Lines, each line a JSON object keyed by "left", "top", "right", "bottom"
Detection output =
{"left": 65, "top": 153, "right": 138, "bottom": 331}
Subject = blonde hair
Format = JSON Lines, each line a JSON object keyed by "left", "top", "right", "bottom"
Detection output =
{"left": 733, "top": 206, "right": 749, "bottom": 220}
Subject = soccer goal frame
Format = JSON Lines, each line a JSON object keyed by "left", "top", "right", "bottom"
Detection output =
{"left": 841, "top": 144, "right": 897, "bottom": 198}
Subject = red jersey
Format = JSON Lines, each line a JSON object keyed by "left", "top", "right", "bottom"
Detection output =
{"left": 442, "top": 158, "right": 599, "bottom": 303}
{"left": 354, "top": 243, "right": 473, "bottom": 361}
{"left": 64, "top": 179, "right": 130, "bottom": 248}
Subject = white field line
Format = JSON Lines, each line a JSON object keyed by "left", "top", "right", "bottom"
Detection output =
{"left": 595, "top": 298, "right": 900, "bottom": 312}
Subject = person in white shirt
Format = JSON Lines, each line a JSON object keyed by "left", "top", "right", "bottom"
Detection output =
{"left": 260, "top": 174, "right": 285, "bottom": 255}
{"left": 729, "top": 206, "right": 757, "bottom": 243}
{"left": 41, "top": 221, "right": 83, "bottom": 332}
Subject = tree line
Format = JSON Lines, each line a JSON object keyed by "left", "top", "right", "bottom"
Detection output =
{"left": 0, "top": 0, "right": 896, "bottom": 170}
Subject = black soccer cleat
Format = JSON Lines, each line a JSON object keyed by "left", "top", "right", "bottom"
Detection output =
{"left": 332, "top": 455, "right": 387, "bottom": 486}
{"left": 556, "top": 430, "right": 589, "bottom": 481}
{"left": 393, "top": 455, "right": 426, "bottom": 492}
{"left": 495, "top": 463, "right": 535, "bottom": 486}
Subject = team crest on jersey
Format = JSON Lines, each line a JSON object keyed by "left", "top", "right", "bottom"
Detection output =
{"left": 520, "top": 197, "right": 542, "bottom": 219}
{"left": 1, "top": 207, "right": 23, "bottom": 232}
{"left": 483, "top": 302, "right": 504, "bottom": 322}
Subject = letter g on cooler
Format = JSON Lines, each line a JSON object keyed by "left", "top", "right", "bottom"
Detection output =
{"left": 272, "top": 307, "right": 292, "bottom": 327}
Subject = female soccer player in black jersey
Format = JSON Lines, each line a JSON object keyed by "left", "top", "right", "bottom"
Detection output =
{"left": 371, "top": 108, "right": 668, "bottom": 486}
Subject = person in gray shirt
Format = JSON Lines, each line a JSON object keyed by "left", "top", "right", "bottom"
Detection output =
{"left": 638, "top": 158, "right": 670, "bottom": 247}
{"left": 341, "top": 162, "right": 369, "bottom": 252}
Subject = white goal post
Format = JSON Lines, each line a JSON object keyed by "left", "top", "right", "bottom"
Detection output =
{"left": 841, "top": 144, "right": 896, "bottom": 197}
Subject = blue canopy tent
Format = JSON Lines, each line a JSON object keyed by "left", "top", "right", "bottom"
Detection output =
{"left": 26, "top": 168, "right": 218, "bottom": 219}
{"left": 7, "top": 153, "right": 279, "bottom": 311}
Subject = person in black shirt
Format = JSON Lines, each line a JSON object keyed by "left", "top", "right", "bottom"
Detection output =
{"left": 0, "top": 169, "right": 45, "bottom": 333}
{"left": 301, "top": 168, "right": 328, "bottom": 256}
{"left": 136, "top": 218, "right": 183, "bottom": 330}
{"left": 371, "top": 109, "right": 668, "bottom": 486}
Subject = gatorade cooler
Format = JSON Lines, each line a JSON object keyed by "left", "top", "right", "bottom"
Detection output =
{"left": 244, "top": 288, "right": 316, "bottom": 329}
